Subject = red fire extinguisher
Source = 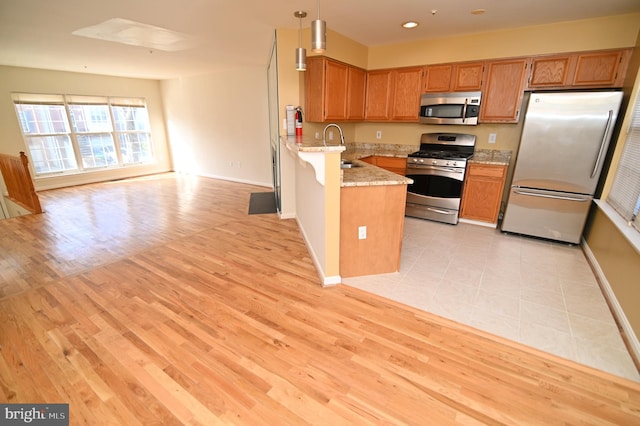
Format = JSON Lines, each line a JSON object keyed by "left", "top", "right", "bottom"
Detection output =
{"left": 295, "top": 107, "right": 303, "bottom": 136}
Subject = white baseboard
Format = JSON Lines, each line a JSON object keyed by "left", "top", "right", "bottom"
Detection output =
{"left": 582, "top": 238, "right": 640, "bottom": 363}
{"left": 295, "top": 217, "right": 342, "bottom": 287}
{"left": 459, "top": 218, "right": 498, "bottom": 228}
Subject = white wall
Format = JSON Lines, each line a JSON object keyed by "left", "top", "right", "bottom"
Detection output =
{"left": 161, "top": 67, "right": 272, "bottom": 187}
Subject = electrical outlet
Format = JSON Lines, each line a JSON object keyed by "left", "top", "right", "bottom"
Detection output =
{"left": 329, "top": 130, "right": 334, "bottom": 140}
{"left": 488, "top": 133, "right": 497, "bottom": 144}
{"left": 315, "top": 131, "right": 320, "bottom": 139}
{"left": 376, "top": 130, "right": 382, "bottom": 139}
{"left": 358, "top": 226, "right": 367, "bottom": 240}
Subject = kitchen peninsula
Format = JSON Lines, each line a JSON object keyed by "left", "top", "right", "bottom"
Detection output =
{"left": 280, "top": 136, "right": 412, "bottom": 284}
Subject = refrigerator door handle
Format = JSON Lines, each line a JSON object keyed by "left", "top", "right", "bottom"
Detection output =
{"left": 591, "top": 109, "right": 614, "bottom": 178}
{"left": 512, "top": 187, "right": 591, "bottom": 202}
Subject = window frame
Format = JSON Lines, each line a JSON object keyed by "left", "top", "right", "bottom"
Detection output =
{"left": 12, "top": 93, "right": 155, "bottom": 178}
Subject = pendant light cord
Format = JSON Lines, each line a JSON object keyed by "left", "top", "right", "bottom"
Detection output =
{"left": 299, "top": 15, "right": 302, "bottom": 46}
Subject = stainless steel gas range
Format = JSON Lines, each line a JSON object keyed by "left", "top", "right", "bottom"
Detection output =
{"left": 405, "top": 133, "right": 476, "bottom": 225}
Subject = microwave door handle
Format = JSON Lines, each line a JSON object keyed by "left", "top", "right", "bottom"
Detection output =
{"left": 461, "top": 99, "right": 468, "bottom": 124}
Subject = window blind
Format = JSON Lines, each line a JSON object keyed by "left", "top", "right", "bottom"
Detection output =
{"left": 608, "top": 93, "right": 640, "bottom": 231}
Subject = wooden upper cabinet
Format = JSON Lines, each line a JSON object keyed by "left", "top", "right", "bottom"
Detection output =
{"left": 528, "top": 55, "right": 573, "bottom": 88}
{"left": 304, "top": 56, "right": 325, "bottom": 122}
{"left": 572, "top": 49, "right": 630, "bottom": 87}
{"left": 365, "top": 69, "right": 394, "bottom": 121}
{"left": 423, "top": 64, "right": 453, "bottom": 92}
{"left": 364, "top": 66, "right": 423, "bottom": 122}
{"left": 451, "top": 62, "right": 484, "bottom": 91}
{"left": 346, "top": 66, "right": 366, "bottom": 120}
{"left": 390, "top": 66, "right": 423, "bottom": 121}
{"left": 304, "top": 56, "right": 365, "bottom": 122}
{"left": 323, "top": 59, "right": 349, "bottom": 120}
{"left": 480, "top": 58, "right": 529, "bottom": 123}
{"left": 527, "top": 49, "right": 632, "bottom": 90}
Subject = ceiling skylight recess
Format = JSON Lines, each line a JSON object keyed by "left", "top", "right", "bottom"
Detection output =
{"left": 72, "top": 18, "right": 197, "bottom": 52}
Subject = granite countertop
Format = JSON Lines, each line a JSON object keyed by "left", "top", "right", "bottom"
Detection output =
{"left": 281, "top": 135, "right": 346, "bottom": 153}
{"left": 341, "top": 143, "right": 414, "bottom": 187}
{"left": 340, "top": 159, "right": 413, "bottom": 187}
{"left": 341, "top": 143, "right": 418, "bottom": 160}
{"left": 469, "top": 149, "right": 512, "bottom": 166}
{"left": 283, "top": 137, "right": 508, "bottom": 186}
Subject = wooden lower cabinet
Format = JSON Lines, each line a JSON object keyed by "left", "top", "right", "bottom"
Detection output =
{"left": 340, "top": 184, "right": 407, "bottom": 277}
{"left": 460, "top": 163, "right": 507, "bottom": 223}
{"left": 359, "top": 156, "right": 406, "bottom": 175}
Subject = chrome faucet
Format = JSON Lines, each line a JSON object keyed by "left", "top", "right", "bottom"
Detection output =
{"left": 323, "top": 123, "right": 345, "bottom": 146}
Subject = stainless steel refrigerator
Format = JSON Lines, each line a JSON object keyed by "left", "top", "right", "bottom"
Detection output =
{"left": 501, "top": 91, "right": 623, "bottom": 244}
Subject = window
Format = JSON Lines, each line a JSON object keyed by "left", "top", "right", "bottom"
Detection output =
{"left": 12, "top": 93, "right": 154, "bottom": 176}
{"left": 607, "top": 92, "right": 640, "bottom": 233}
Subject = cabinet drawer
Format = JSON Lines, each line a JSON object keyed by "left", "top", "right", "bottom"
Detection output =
{"left": 467, "top": 164, "right": 506, "bottom": 178}
{"left": 375, "top": 156, "right": 406, "bottom": 169}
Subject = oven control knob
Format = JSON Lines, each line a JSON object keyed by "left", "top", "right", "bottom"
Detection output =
{"left": 432, "top": 160, "right": 438, "bottom": 165}
{"left": 418, "top": 159, "right": 424, "bottom": 163}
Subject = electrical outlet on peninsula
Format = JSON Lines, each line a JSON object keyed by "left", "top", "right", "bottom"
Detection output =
{"left": 358, "top": 226, "right": 367, "bottom": 240}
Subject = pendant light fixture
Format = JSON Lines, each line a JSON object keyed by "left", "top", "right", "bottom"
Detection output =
{"left": 294, "top": 11, "right": 307, "bottom": 71}
{"left": 311, "top": 0, "right": 326, "bottom": 53}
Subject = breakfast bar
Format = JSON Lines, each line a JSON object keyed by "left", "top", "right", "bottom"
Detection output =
{"left": 280, "top": 136, "right": 412, "bottom": 283}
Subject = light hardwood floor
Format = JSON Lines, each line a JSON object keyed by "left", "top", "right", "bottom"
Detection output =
{"left": 1, "top": 172, "right": 639, "bottom": 425}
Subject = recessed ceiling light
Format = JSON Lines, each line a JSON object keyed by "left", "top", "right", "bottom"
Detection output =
{"left": 471, "top": 9, "right": 486, "bottom": 15}
{"left": 402, "top": 21, "right": 419, "bottom": 29}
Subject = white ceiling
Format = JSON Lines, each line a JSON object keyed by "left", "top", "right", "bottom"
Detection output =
{"left": 1, "top": 0, "right": 639, "bottom": 80}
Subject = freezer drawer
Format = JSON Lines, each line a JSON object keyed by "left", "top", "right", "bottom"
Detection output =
{"left": 501, "top": 187, "right": 593, "bottom": 244}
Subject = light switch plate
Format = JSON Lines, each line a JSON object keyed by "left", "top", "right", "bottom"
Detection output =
{"left": 488, "top": 133, "right": 497, "bottom": 144}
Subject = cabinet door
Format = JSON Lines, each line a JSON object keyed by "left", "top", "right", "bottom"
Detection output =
{"left": 359, "top": 156, "right": 376, "bottom": 165}
{"left": 375, "top": 156, "right": 406, "bottom": 176}
{"left": 365, "top": 70, "right": 393, "bottom": 121}
{"left": 323, "top": 60, "right": 349, "bottom": 120}
{"left": 304, "top": 56, "right": 325, "bottom": 123}
{"left": 528, "top": 55, "right": 573, "bottom": 88}
{"left": 451, "top": 62, "right": 484, "bottom": 91}
{"left": 480, "top": 58, "right": 529, "bottom": 123}
{"left": 572, "top": 50, "right": 628, "bottom": 87}
{"left": 460, "top": 164, "right": 507, "bottom": 223}
{"left": 391, "top": 67, "right": 423, "bottom": 121}
{"left": 423, "top": 64, "right": 453, "bottom": 92}
{"left": 346, "top": 66, "right": 366, "bottom": 120}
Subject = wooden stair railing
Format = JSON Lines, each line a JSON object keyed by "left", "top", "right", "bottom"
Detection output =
{"left": 0, "top": 151, "right": 43, "bottom": 214}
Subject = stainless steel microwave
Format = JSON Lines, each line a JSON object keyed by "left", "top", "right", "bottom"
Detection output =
{"left": 419, "top": 92, "right": 482, "bottom": 125}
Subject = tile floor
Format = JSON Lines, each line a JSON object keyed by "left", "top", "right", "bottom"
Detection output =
{"left": 343, "top": 217, "right": 640, "bottom": 382}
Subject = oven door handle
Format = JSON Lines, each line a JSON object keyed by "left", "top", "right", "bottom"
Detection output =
{"left": 426, "top": 207, "right": 457, "bottom": 215}
{"left": 407, "top": 165, "right": 464, "bottom": 174}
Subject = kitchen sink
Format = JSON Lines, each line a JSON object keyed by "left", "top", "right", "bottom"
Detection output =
{"left": 341, "top": 160, "right": 362, "bottom": 169}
